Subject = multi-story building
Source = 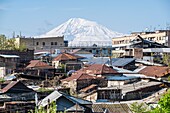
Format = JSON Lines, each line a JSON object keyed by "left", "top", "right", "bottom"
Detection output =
{"left": 112, "top": 30, "right": 170, "bottom": 47}
{"left": 15, "top": 36, "right": 65, "bottom": 50}
{"left": 112, "top": 30, "right": 170, "bottom": 59}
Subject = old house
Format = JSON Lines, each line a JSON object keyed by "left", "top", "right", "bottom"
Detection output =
{"left": 39, "top": 90, "right": 92, "bottom": 113}
{"left": 61, "top": 70, "right": 105, "bottom": 93}
{"left": 85, "top": 58, "right": 136, "bottom": 71}
{"left": 52, "top": 52, "right": 84, "bottom": 72}
{"left": 106, "top": 75, "right": 139, "bottom": 87}
{"left": 0, "top": 49, "right": 34, "bottom": 64}
{"left": 0, "top": 81, "right": 35, "bottom": 100}
{"left": 0, "top": 54, "right": 20, "bottom": 78}
{"left": 25, "top": 60, "right": 55, "bottom": 78}
{"left": 83, "top": 64, "right": 119, "bottom": 77}
{"left": 97, "top": 80, "right": 164, "bottom": 101}
{"left": 138, "top": 66, "right": 170, "bottom": 80}
{"left": 0, "top": 81, "right": 36, "bottom": 112}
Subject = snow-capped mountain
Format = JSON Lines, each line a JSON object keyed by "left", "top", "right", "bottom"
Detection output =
{"left": 37, "top": 18, "right": 125, "bottom": 47}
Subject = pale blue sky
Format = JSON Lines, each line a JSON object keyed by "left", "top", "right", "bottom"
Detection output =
{"left": 0, "top": 0, "right": 170, "bottom": 37}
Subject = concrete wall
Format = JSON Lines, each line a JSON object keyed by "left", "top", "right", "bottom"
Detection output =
{"left": 83, "top": 92, "right": 97, "bottom": 102}
{"left": 15, "top": 36, "right": 64, "bottom": 50}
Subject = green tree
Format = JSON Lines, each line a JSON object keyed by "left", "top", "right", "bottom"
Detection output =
{"left": 0, "top": 78, "right": 5, "bottom": 83}
{"left": 0, "top": 34, "right": 26, "bottom": 51}
{"left": 150, "top": 90, "right": 170, "bottom": 113}
{"left": 5, "top": 38, "right": 17, "bottom": 50}
{"left": 162, "top": 53, "right": 170, "bottom": 67}
{"left": 130, "top": 102, "right": 149, "bottom": 113}
{"left": 0, "top": 34, "right": 6, "bottom": 50}
{"left": 17, "top": 42, "right": 27, "bottom": 51}
{"left": 168, "top": 76, "right": 170, "bottom": 81}
{"left": 30, "top": 101, "right": 56, "bottom": 113}
{"left": 158, "top": 89, "right": 170, "bottom": 112}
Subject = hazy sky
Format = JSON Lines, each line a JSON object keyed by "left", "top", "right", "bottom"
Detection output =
{"left": 0, "top": 0, "right": 170, "bottom": 37}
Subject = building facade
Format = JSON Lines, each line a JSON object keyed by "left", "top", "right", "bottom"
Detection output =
{"left": 112, "top": 30, "right": 170, "bottom": 47}
{"left": 112, "top": 30, "right": 170, "bottom": 59}
{"left": 15, "top": 36, "right": 65, "bottom": 50}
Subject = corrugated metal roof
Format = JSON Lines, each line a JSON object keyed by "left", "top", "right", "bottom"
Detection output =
{"left": 92, "top": 103, "right": 132, "bottom": 113}
{"left": 112, "top": 66, "right": 134, "bottom": 73}
{"left": 39, "top": 90, "right": 62, "bottom": 107}
{"left": 26, "top": 60, "right": 54, "bottom": 69}
{"left": 110, "top": 58, "right": 135, "bottom": 67}
{"left": 53, "top": 53, "right": 84, "bottom": 61}
{"left": 85, "top": 58, "right": 135, "bottom": 67}
{"left": 143, "top": 48, "right": 170, "bottom": 53}
{"left": 85, "top": 57, "right": 109, "bottom": 65}
{"left": 39, "top": 90, "right": 92, "bottom": 107}
{"left": 84, "top": 64, "right": 119, "bottom": 75}
{"left": 0, "top": 54, "right": 20, "bottom": 58}
{"left": 139, "top": 66, "right": 170, "bottom": 77}
{"left": 135, "top": 60, "right": 163, "bottom": 66}
{"left": 107, "top": 75, "right": 138, "bottom": 81}
{"left": 1, "top": 81, "right": 18, "bottom": 93}
{"left": 63, "top": 93, "right": 92, "bottom": 105}
{"left": 66, "top": 104, "right": 84, "bottom": 111}
{"left": 61, "top": 71, "right": 99, "bottom": 82}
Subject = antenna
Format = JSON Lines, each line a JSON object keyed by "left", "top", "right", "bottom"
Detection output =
{"left": 20, "top": 31, "right": 22, "bottom": 38}
{"left": 13, "top": 31, "right": 15, "bottom": 38}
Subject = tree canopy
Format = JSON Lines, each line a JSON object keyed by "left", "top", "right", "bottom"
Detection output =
{"left": 0, "top": 35, "right": 26, "bottom": 51}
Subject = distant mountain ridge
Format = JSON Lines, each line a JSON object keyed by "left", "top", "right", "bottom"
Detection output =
{"left": 37, "top": 18, "right": 125, "bottom": 47}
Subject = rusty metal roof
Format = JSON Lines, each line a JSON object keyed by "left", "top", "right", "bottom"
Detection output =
{"left": 26, "top": 60, "right": 54, "bottom": 69}
{"left": 139, "top": 66, "right": 170, "bottom": 77}
{"left": 1, "top": 81, "right": 34, "bottom": 93}
{"left": 53, "top": 52, "right": 84, "bottom": 61}
{"left": 84, "top": 64, "right": 119, "bottom": 75}
{"left": 61, "top": 70, "right": 101, "bottom": 82}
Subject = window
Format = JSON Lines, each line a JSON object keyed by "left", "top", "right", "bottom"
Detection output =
{"left": 36, "top": 42, "right": 39, "bottom": 45}
{"left": 55, "top": 42, "right": 57, "bottom": 45}
{"left": 42, "top": 42, "right": 45, "bottom": 46}
{"left": 51, "top": 42, "right": 53, "bottom": 45}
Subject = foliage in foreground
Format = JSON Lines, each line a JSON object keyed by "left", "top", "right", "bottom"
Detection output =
{"left": 29, "top": 101, "right": 57, "bottom": 113}
{"left": 0, "top": 78, "right": 5, "bottom": 83}
{"left": 130, "top": 102, "right": 149, "bottom": 113}
{"left": 150, "top": 89, "right": 170, "bottom": 113}
{"left": 130, "top": 89, "right": 170, "bottom": 113}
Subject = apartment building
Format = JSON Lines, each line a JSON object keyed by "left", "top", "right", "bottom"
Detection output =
{"left": 112, "top": 30, "right": 170, "bottom": 47}
{"left": 111, "top": 30, "right": 170, "bottom": 60}
{"left": 15, "top": 36, "right": 65, "bottom": 50}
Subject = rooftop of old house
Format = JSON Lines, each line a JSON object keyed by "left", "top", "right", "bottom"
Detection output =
{"left": 26, "top": 60, "right": 54, "bottom": 69}
{"left": 92, "top": 102, "right": 133, "bottom": 113}
{"left": 83, "top": 64, "right": 119, "bottom": 75}
{"left": 98, "top": 80, "right": 162, "bottom": 94}
{"left": 61, "top": 70, "right": 103, "bottom": 82}
{"left": 138, "top": 66, "right": 170, "bottom": 77}
{"left": 53, "top": 52, "right": 84, "bottom": 61}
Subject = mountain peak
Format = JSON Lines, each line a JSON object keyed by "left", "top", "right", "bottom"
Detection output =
{"left": 67, "top": 18, "right": 98, "bottom": 27}
{"left": 38, "top": 18, "right": 125, "bottom": 47}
